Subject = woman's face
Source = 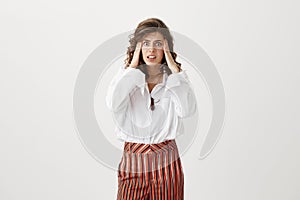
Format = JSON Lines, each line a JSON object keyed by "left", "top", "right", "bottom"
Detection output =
{"left": 141, "top": 32, "right": 165, "bottom": 66}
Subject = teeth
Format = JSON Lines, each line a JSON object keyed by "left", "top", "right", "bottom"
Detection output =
{"left": 148, "top": 55, "right": 156, "bottom": 59}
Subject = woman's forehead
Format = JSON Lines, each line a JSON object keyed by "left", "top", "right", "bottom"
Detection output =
{"left": 142, "top": 32, "right": 164, "bottom": 40}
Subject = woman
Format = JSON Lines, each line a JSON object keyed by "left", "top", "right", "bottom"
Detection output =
{"left": 106, "top": 18, "right": 197, "bottom": 200}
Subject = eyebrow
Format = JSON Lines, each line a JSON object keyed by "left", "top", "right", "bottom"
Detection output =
{"left": 143, "top": 39, "right": 163, "bottom": 42}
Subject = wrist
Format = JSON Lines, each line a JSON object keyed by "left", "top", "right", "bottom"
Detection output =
{"left": 129, "top": 63, "right": 138, "bottom": 68}
{"left": 170, "top": 64, "right": 181, "bottom": 73}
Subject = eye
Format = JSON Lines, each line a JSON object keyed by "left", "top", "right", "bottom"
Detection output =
{"left": 142, "top": 41, "right": 149, "bottom": 46}
{"left": 155, "top": 42, "right": 162, "bottom": 47}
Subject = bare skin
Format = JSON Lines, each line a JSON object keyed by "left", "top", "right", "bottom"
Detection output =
{"left": 128, "top": 41, "right": 163, "bottom": 93}
{"left": 129, "top": 32, "right": 180, "bottom": 93}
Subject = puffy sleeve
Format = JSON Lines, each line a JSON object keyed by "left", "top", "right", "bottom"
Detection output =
{"left": 106, "top": 66, "right": 146, "bottom": 112}
{"left": 164, "top": 69, "right": 197, "bottom": 118}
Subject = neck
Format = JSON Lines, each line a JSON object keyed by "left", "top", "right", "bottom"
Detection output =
{"left": 147, "top": 64, "right": 161, "bottom": 76}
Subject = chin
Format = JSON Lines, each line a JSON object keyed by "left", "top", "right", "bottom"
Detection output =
{"left": 145, "top": 62, "right": 161, "bottom": 66}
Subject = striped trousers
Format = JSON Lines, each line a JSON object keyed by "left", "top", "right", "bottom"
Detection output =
{"left": 117, "top": 139, "right": 184, "bottom": 200}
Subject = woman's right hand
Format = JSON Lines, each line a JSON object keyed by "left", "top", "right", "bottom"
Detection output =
{"left": 129, "top": 41, "right": 142, "bottom": 68}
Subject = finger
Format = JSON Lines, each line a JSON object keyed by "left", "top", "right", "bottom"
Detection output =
{"left": 164, "top": 39, "right": 169, "bottom": 51}
{"left": 136, "top": 41, "right": 142, "bottom": 50}
{"left": 164, "top": 41, "right": 172, "bottom": 58}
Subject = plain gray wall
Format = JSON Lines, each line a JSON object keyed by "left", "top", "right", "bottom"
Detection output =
{"left": 1, "top": 0, "right": 299, "bottom": 199}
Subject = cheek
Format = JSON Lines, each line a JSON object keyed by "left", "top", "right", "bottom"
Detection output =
{"left": 157, "top": 50, "right": 164, "bottom": 60}
{"left": 141, "top": 49, "right": 147, "bottom": 59}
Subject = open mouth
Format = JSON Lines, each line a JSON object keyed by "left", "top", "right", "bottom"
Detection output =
{"left": 147, "top": 55, "right": 156, "bottom": 59}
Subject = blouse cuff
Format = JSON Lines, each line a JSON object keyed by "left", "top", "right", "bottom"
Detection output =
{"left": 165, "top": 69, "right": 190, "bottom": 89}
{"left": 120, "top": 66, "right": 146, "bottom": 89}
{"left": 125, "top": 67, "right": 146, "bottom": 95}
{"left": 106, "top": 66, "right": 146, "bottom": 112}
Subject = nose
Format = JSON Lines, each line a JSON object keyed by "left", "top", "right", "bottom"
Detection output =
{"left": 147, "top": 43, "right": 156, "bottom": 51}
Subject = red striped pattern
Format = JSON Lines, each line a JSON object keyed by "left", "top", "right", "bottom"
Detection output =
{"left": 117, "top": 139, "right": 184, "bottom": 200}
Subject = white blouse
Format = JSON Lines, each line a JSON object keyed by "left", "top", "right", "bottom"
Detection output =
{"left": 105, "top": 66, "right": 197, "bottom": 144}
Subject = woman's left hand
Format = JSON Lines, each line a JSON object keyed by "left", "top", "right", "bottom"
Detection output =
{"left": 164, "top": 39, "right": 180, "bottom": 73}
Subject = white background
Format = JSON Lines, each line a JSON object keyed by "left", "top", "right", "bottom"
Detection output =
{"left": 1, "top": 0, "right": 299, "bottom": 199}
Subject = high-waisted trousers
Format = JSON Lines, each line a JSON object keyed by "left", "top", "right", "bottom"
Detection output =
{"left": 117, "top": 139, "right": 184, "bottom": 200}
